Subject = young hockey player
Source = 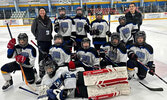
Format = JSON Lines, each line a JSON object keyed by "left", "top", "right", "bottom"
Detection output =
{"left": 72, "top": 37, "right": 100, "bottom": 71}
{"left": 38, "top": 58, "right": 84, "bottom": 100}
{"left": 90, "top": 11, "right": 110, "bottom": 50}
{"left": 73, "top": 7, "right": 90, "bottom": 49}
{"left": 54, "top": 7, "right": 76, "bottom": 48}
{"left": 49, "top": 34, "right": 71, "bottom": 66}
{"left": 1, "top": 33, "right": 36, "bottom": 90}
{"left": 100, "top": 33, "right": 127, "bottom": 68}
{"left": 127, "top": 31, "right": 155, "bottom": 80}
{"left": 117, "top": 16, "right": 139, "bottom": 49}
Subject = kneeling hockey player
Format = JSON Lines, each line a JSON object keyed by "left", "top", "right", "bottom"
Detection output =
{"left": 1, "top": 33, "right": 36, "bottom": 90}
{"left": 100, "top": 32, "right": 127, "bottom": 68}
{"left": 127, "top": 31, "right": 155, "bottom": 80}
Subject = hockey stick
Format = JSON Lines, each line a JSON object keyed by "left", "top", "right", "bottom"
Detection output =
{"left": 104, "top": 54, "right": 164, "bottom": 91}
{"left": 137, "top": 60, "right": 167, "bottom": 84}
{"left": 19, "top": 86, "right": 38, "bottom": 95}
{"left": 31, "top": 40, "right": 47, "bottom": 55}
{"left": 138, "top": 81, "right": 163, "bottom": 91}
{"left": 107, "top": 14, "right": 111, "bottom": 42}
{"left": 6, "top": 23, "right": 36, "bottom": 91}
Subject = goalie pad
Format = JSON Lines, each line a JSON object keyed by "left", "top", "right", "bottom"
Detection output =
{"left": 83, "top": 67, "right": 128, "bottom": 86}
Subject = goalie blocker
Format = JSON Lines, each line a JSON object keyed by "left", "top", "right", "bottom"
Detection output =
{"left": 75, "top": 67, "right": 130, "bottom": 100}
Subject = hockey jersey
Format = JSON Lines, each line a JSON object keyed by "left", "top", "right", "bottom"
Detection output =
{"left": 91, "top": 19, "right": 109, "bottom": 45}
{"left": 100, "top": 42, "right": 127, "bottom": 65}
{"left": 49, "top": 44, "right": 71, "bottom": 66}
{"left": 7, "top": 44, "right": 36, "bottom": 68}
{"left": 54, "top": 16, "right": 75, "bottom": 40}
{"left": 117, "top": 23, "right": 138, "bottom": 43}
{"left": 128, "top": 43, "right": 153, "bottom": 65}
{"left": 76, "top": 47, "right": 99, "bottom": 67}
{"left": 73, "top": 16, "right": 90, "bottom": 42}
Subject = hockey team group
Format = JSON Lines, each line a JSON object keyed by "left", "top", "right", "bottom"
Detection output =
{"left": 1, "top": 3, "right": 156, "bottom": 100}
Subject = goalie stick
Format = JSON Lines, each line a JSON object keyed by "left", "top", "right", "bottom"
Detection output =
{"left": 6, "top": 23, "right": 36, "bottom": 91}
{"left": 137, "top": 60, "right": 167, "bottom": 85}
{"left": 104, "top": 54, "right": 164, "bottom": 91}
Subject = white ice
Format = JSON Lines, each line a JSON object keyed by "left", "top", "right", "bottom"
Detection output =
{"left": 0, "top": 19, "right": 167, "bottom": 100}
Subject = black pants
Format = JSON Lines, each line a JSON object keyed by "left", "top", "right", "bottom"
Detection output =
{"left": 1, "top": 61, "right": 35, "bottom": 84}
{"left": 127, "top": 59, "right": 147, "bottom": 80}
{"left": 94, "top": 44, "right": 101, "bottom": 51}
{"left": 37, "top": 41, "right": 52, "bottom": 78}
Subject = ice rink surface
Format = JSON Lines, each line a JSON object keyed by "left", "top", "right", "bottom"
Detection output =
{"left": 0, "top": 19, "right": 167, "bottom": 100}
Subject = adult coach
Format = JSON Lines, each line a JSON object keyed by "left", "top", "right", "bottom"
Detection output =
{"left": 31, "top": 7, "right": 53, "bottom": 84}
{"left": 125, "top": 3, "right": 142, "bottom": 30}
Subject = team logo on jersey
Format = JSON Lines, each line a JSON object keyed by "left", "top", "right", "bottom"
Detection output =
{"left": 76, "top": 22, "right": 84, "bottom": 33}
{"left": 81, "top": 55, "right": 90, "bottom": 65}
{"left": 121, "top": 28, "right": 130, "bottom": 39}
{"left": 136, "top": 51, "right": 145, "bottom": 62}
{"left": 97, "top": 25, "right": 104, "bottom": 35}
{"left": 60, "top": 22, "right": 68, "bottom": 33}
{"left": 20, "top": 52, "right": 29, "bottom": 58}
{"left": 108, "top": 49, "right": 117, "bottom": 61}
{"left": 52, "top": 51, "right": 61, "bottom": 62}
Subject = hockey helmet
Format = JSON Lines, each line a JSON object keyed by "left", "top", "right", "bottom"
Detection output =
{"left": 42, "top": 57, "right": 57, "bottom": 78}
{"left": 135, "top": 31, "right": 146, "bottom": 45}
{"left": 54, "top": 34, "right": 63, "bottom": 46}
{"left": 111, "top": 32, "right": 120, "bottom": 46}
{"left": 118, "top": 16, "right": 126, "bottom": 25}
{"left": 58, "top": 7, "right": 66, "bottom": 12}
{"left": 81, "top": 37, "right": 91, "bottom": 50}
{"left": 76, "top": 7, "right": 83, "bottom": 16}
{"left": 17, "top": 33, "right": 28, "bottom": 47}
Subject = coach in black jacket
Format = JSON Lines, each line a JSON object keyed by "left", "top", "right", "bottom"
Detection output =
{"left": 31, "top": 7, "right": 53, "bottom": 83}
{"left": 125, "top": 3, "right": 142, "bottom": 30}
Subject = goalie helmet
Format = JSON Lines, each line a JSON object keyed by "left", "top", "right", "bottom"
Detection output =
{"left": 42, "top": 57, "right": 57, "bottom": 78}
{"left": 118, "top": 16, "right": 126, "bottom": 25}
{"left": 54, "top": 34, "right": 63, "bottom": 46}
{"left": 81, "top": 37, "right": 90, "bottom": 50}
{"left": 135, "top": 31, "right": 146, "bottom": 45}
{"left": 111, "top": 32, "right": 120, "bottom": 46}
{"left": 18, "top": 33, "right": 28, "bottom": 47}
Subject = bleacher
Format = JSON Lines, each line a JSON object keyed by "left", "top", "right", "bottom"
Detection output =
{"left": 10, "top": 11, "right": 26, "bottom": 19}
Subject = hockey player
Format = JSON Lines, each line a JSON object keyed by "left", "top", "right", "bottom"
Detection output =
{"left": 117, "top": 16, "right": 139, "bottom": 49}
{"left": 73, "top": 37, "right": 100, "bottom": 71}
{"left": 49, "top": 34, "right": 71, "bottom": 66}
{"left": 90, "top": 11, "right": 110, "bottom": 50}
{"left": 127, "top": 31, "right": 155, "bottom": 80}
{"left": 38, "top": 58, "right": 84, "bottom": 100}
{"left": 1, "top": 33, "right": 36, "bottom": 90}
{"left": 100, "top": 33, "right": 127, "bottom": 68}
{"left": 54, "top": 7, "right": 76, "bottom": 48}
{"left": 73, "top": 7, "right": 90, "bottom": 49}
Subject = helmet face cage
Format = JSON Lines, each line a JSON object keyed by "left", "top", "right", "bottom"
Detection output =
{"left": 18, "top": 33, "right": 28, "bottom": 47}
{"left": 81, "top": 38, "right": 91, "bottom": 49}
{"left": 43, "top": 59, "right": 56, "bottom": 75}
{"left": 118, "top": 16, "right": 126, "bottom": 25}
{"left": 135, "top": 31, "right": 146, "bottom": 45}
{"left": 111, "top": 33, "right": 120, "bottom": 46}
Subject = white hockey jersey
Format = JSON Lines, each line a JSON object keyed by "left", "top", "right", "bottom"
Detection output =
{"left": 91, "top": 19, "right": 109, "bottom": 38}
{"left": 117, "top": 23, "right": 138, "bottom": 43}
{"left": 49, "top": 44, "right": 71, "bottom": 66}
{"left": 101, "top": 42, "right": 127, "bottom": 64}
{"left": 128, "top": 43, "right": 153, "bottom": 65}
{"left": 76, "top": 47, "right": 100, "bottom": 67}
{"left": 54, "top": 16, "right": 75, "bottom": 37}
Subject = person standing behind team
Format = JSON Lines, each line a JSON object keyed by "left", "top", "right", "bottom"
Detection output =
{"left": 31, "top": 7, "right": 53, "bottom": 84}
{"left": 125, "top": 3, "right": 142, "bottom": 30}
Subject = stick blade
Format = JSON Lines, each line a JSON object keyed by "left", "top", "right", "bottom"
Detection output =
{"left": 139, "top": 82, "right": 163, "bottom": 91}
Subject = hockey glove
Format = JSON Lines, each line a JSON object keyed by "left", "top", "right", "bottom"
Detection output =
{"left": 84, "top": 24, "right": 90, "bottom": 33}
{"left": 106, "top": 31, "right": 111, "bottom": 37}
{"left": 7, "top": 38, "right": 16, "bottom": 49}
{"left": 54, "top": 22, "right": 59, "bottom": 32}
{"left": 15, "top": 55, "right": 26, "bottom": 64}
{"left": 128, "top": 51, "right": 138, "bottom": 60}
{"left": 99, "top": 51, "right": 105, "bottom": 58}
{"left": 90, "top": 29, "right": 100, "bottom": 35}
{"left": 148, "top": 64, "right": 155, "bottom": 76}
